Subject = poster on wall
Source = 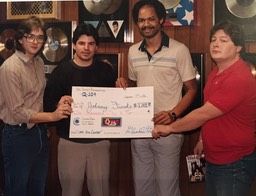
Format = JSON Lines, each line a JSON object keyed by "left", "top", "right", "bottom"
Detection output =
{"left": 159, "top": 0, "right": 195, "bottom": 26}
{"left": 79, "top": 0, "right": 132, "bottom": 43}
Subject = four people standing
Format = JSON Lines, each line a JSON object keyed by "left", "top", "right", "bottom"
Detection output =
{"left": 0, "top": 2, "right": 255, "bottom": 196}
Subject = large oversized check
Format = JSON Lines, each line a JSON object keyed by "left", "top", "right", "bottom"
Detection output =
{"left": 69, "top": 86, "right": 154, "bottom": 138}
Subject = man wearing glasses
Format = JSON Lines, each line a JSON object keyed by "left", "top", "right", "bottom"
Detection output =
{"left": 0, "top": 16, "right": 72, "bottom": 196}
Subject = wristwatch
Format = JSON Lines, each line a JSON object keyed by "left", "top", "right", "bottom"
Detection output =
{"left": 168, "top": 111, "right": 178, "bottom": 121}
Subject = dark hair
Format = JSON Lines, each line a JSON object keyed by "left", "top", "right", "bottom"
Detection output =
{"left": 72, "top": 23, "right": 100, "bottom": 45}
{"left": 112, "top": 21, "right": 118, "bottom": 26}
{"left": 210, "top": 20, "right": 245, "bottom": 58}
{"left": 132, "top": 0, "right": 166, "bottom": 24}
{"left": 15, "top": 16, "right": 47, "bottom": 55}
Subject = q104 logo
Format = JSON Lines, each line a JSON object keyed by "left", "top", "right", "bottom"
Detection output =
{"left": 73, "top": 117, "right": 121, "bottom": 127}
{"left": 102, "top": 117, "right": 122, "bottom": 127}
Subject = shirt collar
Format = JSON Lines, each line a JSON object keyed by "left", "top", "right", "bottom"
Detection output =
{"left": 138, "top": 31, "right": 169, "bottom": 52}
{"left": 214, "top": 59, "right": 245, "bottom": 76}
{"left": 15, "top": 50, "right": 40, "bottom": 64}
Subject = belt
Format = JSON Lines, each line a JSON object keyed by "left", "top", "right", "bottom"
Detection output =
{"left": 6, "top": 123, "right": 28, "bottom": 128}
{"left": 5, "top": 123, "right": 44, "bottom": 129}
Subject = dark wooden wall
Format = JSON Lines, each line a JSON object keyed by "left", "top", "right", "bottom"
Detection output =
{"left": 0, "top": 1, "right": 256, "bottom": 196}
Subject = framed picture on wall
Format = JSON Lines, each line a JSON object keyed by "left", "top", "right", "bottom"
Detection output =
{"left": 79, "top": 0, "right": 133, "bottom": 43}
{"left": 43, "top": 21, "right": 75, "bottom": 79}
{"left": 214, "top": 1, "right": 256, "bottom": 41}
{"left": 94, "top": 53, "right": 123, "bottom": 78}
{"left": 0, "top": 22, "right": 18, "bottom": 66}
{"left": 160, "top": 0, "right": 195, "bottom": 26}
{"left": 7, "top": 1, "right": 61, "bottom": 20}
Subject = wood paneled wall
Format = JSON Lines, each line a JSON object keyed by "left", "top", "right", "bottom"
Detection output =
{"left": 0, "top": 1, "right": 255, "bottom": 195}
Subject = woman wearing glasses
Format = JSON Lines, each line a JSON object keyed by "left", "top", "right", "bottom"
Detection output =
{"left": 0, "top": 16, "right": 72, "bottom": 196}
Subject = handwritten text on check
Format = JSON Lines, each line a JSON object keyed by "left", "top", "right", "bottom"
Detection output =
{"left": 69, "top": 86, "right": 154, "bottom": 138}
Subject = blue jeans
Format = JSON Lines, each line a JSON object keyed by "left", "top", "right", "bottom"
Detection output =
{"left": 2, "top": 124, "right": 49, "bottom": 196}
{"left": 206, "top": 151, "right": 256, "bottom": 196}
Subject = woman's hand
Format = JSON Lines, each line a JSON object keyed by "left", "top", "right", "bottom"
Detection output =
{"left": 58, "top": 95, "right": 73, "bottom": 106}
{"left": 52, "top": 95, "right": 73, "bottom": 121}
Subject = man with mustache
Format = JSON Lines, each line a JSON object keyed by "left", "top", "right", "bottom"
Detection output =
{"left": 116, "top": 0, "right": 197, "bottom": 195}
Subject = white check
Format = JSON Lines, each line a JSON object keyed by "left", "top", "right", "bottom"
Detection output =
{"left": 69, "top": 86, "right": 154, "bottom": 138}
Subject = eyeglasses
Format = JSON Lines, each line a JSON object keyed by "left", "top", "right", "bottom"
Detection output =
{"left": 23, "top": 34, "right": 45, "bottom": 44}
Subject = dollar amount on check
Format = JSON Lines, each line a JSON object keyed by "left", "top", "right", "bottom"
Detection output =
{"left": 69, "top": 86, "right": 154, "bottom": 138}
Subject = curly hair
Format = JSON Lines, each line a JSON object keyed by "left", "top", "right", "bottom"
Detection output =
{"left": 132, "top": 0, "right": 166, "bottom": 25}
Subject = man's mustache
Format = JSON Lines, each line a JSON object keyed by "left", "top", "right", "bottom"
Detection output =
{"left": 141, "top": 26, "right": 154, "bottom": 31}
